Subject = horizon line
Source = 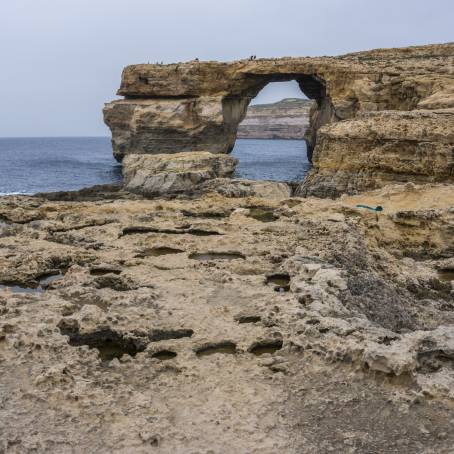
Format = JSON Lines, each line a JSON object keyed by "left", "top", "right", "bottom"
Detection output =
{"left": 0, "top": 135, "right": 111, "bottom": 139}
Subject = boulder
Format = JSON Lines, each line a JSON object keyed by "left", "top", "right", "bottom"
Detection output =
{"left": 122, "top": 152, "right": 237, "bottom": 197}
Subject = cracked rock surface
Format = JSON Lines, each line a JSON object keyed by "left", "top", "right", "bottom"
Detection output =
{"left": 0, "top": 182, "right": 453, "bottom": 453}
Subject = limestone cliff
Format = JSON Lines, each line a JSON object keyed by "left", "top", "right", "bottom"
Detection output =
{"left": 104, "top": 43, "right": 454, "bottom": 197}
{"left": 237, "top": 98, "right": 312, "bottom": 139}
{"left": 298, "top": 109, "right": 454, "bottom": 197}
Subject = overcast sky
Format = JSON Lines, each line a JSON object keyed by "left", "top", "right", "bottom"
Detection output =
{"left": 1, "top": 0, "right": 453, "bottom": 137}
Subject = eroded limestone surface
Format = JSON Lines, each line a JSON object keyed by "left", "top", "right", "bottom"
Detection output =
{"left": 0, "top": 182, "right": 453, "bottom": 452}
{"left": 104, "top": 43, "right": 454, "bottom": 197}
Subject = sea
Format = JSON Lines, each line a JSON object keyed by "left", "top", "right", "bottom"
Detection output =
{"left": 232, "top": 139, "right": 310, "bottom": 182}
{"left": 0, "top": 137, "right": 310, "bottom": 195}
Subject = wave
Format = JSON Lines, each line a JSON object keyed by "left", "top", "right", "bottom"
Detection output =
{"left": 0, "top": 191, "right": 33, "bottom": 196}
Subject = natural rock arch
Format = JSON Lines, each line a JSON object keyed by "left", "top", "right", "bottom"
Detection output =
{"left": 104, "top": 63, "right": 338, "bottom": 162}
{"left": 104, "top": 43, "right": 454, "bottom": 197}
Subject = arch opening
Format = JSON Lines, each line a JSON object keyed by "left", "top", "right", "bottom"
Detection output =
{"left": 231, "top": 79, "right": 318, "bottom": 183}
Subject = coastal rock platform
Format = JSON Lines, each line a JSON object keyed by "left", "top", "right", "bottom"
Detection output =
{"left": 0, "top": 182, "right": 453, "bottom": 452}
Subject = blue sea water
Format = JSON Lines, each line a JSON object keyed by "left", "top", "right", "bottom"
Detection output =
{"left": 0, "top": 137, "right": 310, "bottom": 195}
{"left": 0, "top": 137, "right": 122, "bottom": 195}
{"left": 232, "top": 139, "right": 310, "bottom": 182}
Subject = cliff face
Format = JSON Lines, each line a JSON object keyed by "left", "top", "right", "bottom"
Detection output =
{"left": 237, "top": 98, "right": 313, "bottom": 140}
{"left": 104, "top": 43, "right": 454, "bottom": 197}
{"left": 298, "top": 109, "right": 454, "bottom": 197}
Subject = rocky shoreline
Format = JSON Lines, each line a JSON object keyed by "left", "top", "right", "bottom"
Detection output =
{"left": 1, "top": 180, "right": 454, "bottom": 452}
{"left": 1, "top": 42, "right": 454, "bottom": 453}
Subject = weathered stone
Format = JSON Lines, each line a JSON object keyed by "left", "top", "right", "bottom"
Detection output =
{"left": 297, "top": 109, "right": 454, "bottom": 197}
{"left": 122, "top": 152, "right": 237, "bottom": 197}
{"left": 1, "top": 182, "right": 454, "bottom": 451}
{"left": 103, "top": 97, "right": 247, "bottom": 161}
{"left": 200, "top": 178, "right": 292, "bottom": 199}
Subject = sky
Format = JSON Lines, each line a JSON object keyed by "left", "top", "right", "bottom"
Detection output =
{"left": 0, "top": 0, "right": 453, "bottom": 137}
